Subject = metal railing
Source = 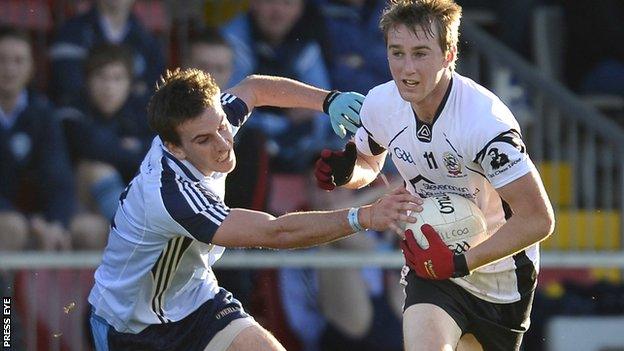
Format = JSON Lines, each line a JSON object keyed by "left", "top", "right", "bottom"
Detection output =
{"left": 459, "top": 20, "right": 624, "bottom": 251}
{"left": 3, "top": 250, "right": 624, "bottom": 270}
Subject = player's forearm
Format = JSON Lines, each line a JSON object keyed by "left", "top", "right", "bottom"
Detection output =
{"left": 236, "top": 74, "right": 328, "bottom": 111}
{"left": 464, "top": 212, "right": 554, "bottom": 271}
{"left": 267, "top": 207, "right": 369, "bottom": 249}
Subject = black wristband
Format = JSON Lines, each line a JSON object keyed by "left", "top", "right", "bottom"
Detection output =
{"left": 323, "top": 90, "right": 340, "bottom": 114}
{"left": 452, "top": 254, "right": 470, "bottom": 278}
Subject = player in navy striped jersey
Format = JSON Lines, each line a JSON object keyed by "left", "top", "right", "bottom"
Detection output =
{"left": 314, "top": 1, "right": 555, "bottom": 350}
{"left": 88, "top": 68, "right": 423, "bottom": 351}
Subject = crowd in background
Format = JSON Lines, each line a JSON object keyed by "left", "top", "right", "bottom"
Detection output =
{"left": 1, "top": 0, "right": 623, "bottom": 350}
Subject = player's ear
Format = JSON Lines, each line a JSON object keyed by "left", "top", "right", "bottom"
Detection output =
{"left": 165, "top": 141, "right": 186, "bottom": 160}
{"left": 443, "top": 45, "right": 456, "bottom": 68}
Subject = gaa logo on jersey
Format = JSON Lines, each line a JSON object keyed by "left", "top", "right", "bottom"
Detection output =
{"left": 442, "top": 152, "right": 465, "bottom": 178}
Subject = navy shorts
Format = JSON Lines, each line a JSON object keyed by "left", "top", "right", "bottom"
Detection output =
{"left": 403, "top": 271, "right": 534, "bottom": 351}
{"left": 90, "top": 288, "right": 249, "bottom": 351}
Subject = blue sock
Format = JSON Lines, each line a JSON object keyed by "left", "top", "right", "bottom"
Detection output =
{"left": 90, "top": 173, "right": 125, "bottom": 220}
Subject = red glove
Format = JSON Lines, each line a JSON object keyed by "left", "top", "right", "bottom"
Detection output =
{"left": 400, "top": 224, "right": 469, "bottom": 280}
{"left": 314, "top": 141, "right": 357, "bottom": 190}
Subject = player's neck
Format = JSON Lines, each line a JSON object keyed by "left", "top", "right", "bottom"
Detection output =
{"left": 411, "top": 70, "right": 452, "bottom": 124}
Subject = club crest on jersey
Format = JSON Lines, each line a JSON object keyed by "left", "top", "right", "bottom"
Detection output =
{"left": 417, "top": 124, "right": 432, "bottom": 142}
{"left": 442, "top": 152, "right": 465, "bottom": 178}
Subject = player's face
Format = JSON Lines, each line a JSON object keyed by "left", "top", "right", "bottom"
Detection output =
{"left": 386, "top": 23, "right": 452, "bottom": 106}
{"left": 167, "top": 103, "right": 236, "bottom": 176}
{"left": 186, "top": 44, "right": 233, "bottom": 87}
{"left": 0, "top": 37, "right": 33, "bottom": 97}
{"left": 88, "top": 62, "right": 131, "bottom": 117}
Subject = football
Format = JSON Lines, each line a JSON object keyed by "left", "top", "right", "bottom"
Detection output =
{"left": 406, "top": 193, "right": 488, "bottom": 255}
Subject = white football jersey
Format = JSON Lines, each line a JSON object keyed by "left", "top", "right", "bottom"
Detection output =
{"left": 89, "top": 93, "right": 249, "bottom": 333}
{"left": 355, "top": 72, "right": 538, "bottom": 303}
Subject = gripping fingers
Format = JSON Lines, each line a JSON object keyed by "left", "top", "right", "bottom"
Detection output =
{"left": 389, "top": 186, "right": 408, "bottom": 195}
{"left": 388, "top": 222, "right": 404, "bottom": 237}
{"left": 330, "top": 119, "right": 347, "bottom": 138}
{"left": 341, "top": 111, "right": 361, "bottom": 132}
{"left": 400, "top": 213, "right": 418, "bottom": 223}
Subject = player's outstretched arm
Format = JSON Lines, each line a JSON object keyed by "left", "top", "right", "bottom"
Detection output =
{"left": 225, "top": 75, "right": 363, "bottom": 138}
{"left": 210, "top": 187, "right": 422, "bottom": 249}
{"left": 464, "top": 169, "right": 555, "bottom": 271}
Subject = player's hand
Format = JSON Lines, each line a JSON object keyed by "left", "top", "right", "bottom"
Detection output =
{"left": 400, "top": 224, "right": 469, "bottom": 280}
{"left": 323, "top": 91, "right": 364, "bottom": 138}
{"left": 315, "top": 141, "right": 357, "bottom": 190}
{"left": 366, "top": 187, "right": 421, "bottom": 234}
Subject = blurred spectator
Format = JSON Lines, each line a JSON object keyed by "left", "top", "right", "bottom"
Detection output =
{"left": 320, "top": 0, "right": 390, "bottom": 94}
{"left": 60, "top": 44, "right": 152, "bottom": 182}
{"left": 0, "top": 26, "right": 74, "bottom": 251}
{"left": 57, "top": 44, "right": 152, "bottom": 250}
{"left": 222, "top": 0, "right": 329, "bottom": 87}
{"left": 456, "top": 0, "right": 542, "bottom": 59}
{"left": 183, "top": 28, "right": 266, "bottom": 308}
{"left": 279, "top": 173, "right": 403, "bottom": 351}
{"left": 49, "top": 0, "right": 165, "bottom": 106}
{"left": 184, "top": 27, "right": 234, "bottom": 88}
{"left": 222, "top": 0, "right": 340, "bottom": 172}
{"left": 561, "top": 0, "right": 624, "bottom": 97}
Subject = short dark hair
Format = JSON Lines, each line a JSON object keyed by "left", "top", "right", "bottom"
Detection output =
{"left": 147, "top": 68, "right": 220, "bottom": 145}
{"left": 0, "top": 25, "right": 31, "bottom": 46}
{"left": 84, "top": 44, "right": 134, "bottom": 79}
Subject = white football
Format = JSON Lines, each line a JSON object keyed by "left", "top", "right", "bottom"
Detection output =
{"left": 406, "top": 193, "right": 488, "bottom": 255}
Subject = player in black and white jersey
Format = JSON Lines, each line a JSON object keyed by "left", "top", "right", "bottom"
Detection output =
{"left": 88, "top": 68, "right": 423, "bottom": 351}
{"left": 314, "top": 0, "right": 555, "bottom": 350}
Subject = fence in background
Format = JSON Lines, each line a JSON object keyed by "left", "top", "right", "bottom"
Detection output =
{"left": 2, "top": 250, "right": 624, "bottom": 351}
{"left": 459, "top": 20, "right": 624, "bottom": 255}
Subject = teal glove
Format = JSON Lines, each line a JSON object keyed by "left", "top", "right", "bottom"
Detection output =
{"left": 323, "top": 91, "right": 364, "bottom": 138}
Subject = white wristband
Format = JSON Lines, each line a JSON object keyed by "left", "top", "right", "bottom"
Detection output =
{"left": 347, "top": 207, "right": 365, "bottom": 232}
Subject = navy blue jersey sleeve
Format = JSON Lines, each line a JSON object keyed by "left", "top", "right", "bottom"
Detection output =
{"left": 220, "top": 93, "right": 249, "bottom": 127}
{"left": 160, "top": 159, "right": 230, "bottom": 243}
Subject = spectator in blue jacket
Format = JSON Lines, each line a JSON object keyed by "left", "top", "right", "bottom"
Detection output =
{"left": 184, "top": 27, "right": 234, "bottom": 89}
{"left": 320, "top": 0, "right": 391, "bottom": 94}
{"left": 222, "top": 0, "right": 341, "bottom": 172}
{"left": 59, "top": 44, "right": 153, "bottom": 228}
{"left": 0, "top": 26, "right": 75, "bottom": 251}
{"left": 49, "top": 0, "right": 165, "bottom": 106}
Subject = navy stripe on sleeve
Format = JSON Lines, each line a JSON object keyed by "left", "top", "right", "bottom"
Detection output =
{"left": 164, "top": 151, "right": 200, "bottom": 182}
{"left": 220, "top": 93, "right": 249, "bottom": 127}
{"left": 160, "top": 157, "right": 230, "bottom": 243}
